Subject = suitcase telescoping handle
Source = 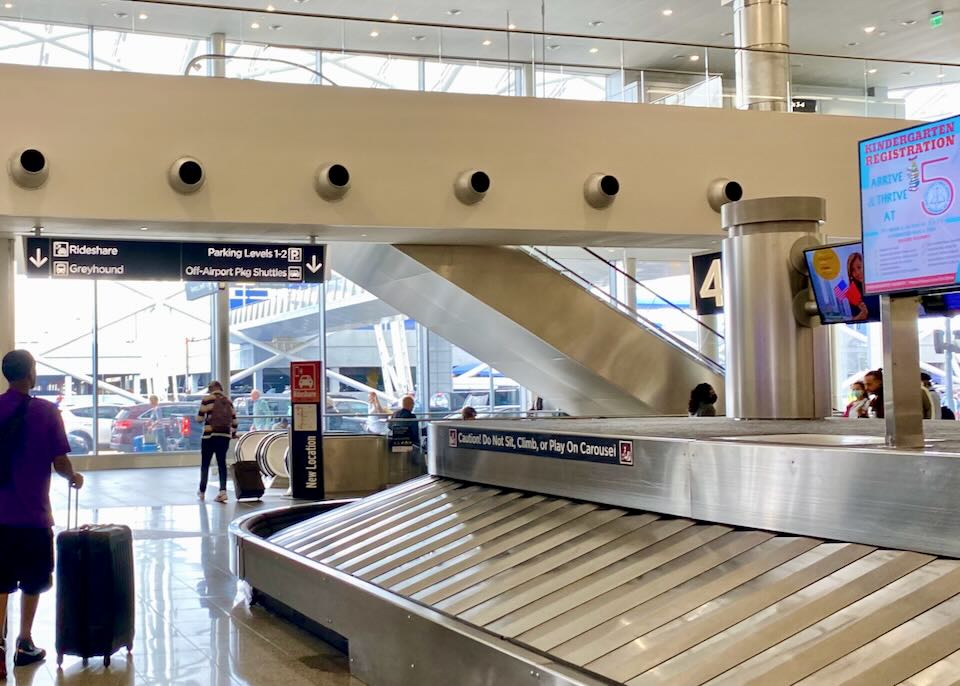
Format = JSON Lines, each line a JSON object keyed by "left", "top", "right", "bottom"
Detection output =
{"left": 67, "top": 483, "right": 79, "bottom": 530}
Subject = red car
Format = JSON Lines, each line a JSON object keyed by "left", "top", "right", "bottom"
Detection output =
{"left": 110, "top": 402, "right": 202, "bottom": 452}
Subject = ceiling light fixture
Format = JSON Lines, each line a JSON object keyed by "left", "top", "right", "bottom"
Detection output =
{"left": 938, "top": 72, "right": 946, "bottom": 78}
{"left": 508, "top": 23, "right": 516, "bottom": 29}
{"left": 370, "top": 30, "right": 380, "bottom": 37}
{"left": 250, "top": 21, "right": 260, "bottom": 29}
{"left": 901, "top": 70, "right": 914, "bottom": 76}
{"left": 266, "top": 4, "right": 275, "bottom": 11}
{"left": 589, "top": 47, "right": 599, "bottom": 53}
{"left": 721, "top": 31, "right": 733, "bottom": 37}
{"left": 689, "top": 54, "right": 700, "bottom": 61}
{"left": 846, "top": 41, "right": 859, "bottom": 47}
{"left": 447, "top": 9, "right": 462, "bottom": 16}
{"left": 867, "top": 68, "right": 878, "bottom": 74}
{"left": 390, "top": 14, "right": 399, "bottom": 21}
{"left": 412, "top": 34, "right": 426, "bottom": 41}
{"left": 269, "top": 24, "right": 282, "bottom": 30}
{"left": 878, "top": 30, "right": 887, "bottom": 36}
{"left": 482, "top": 39, "right": 492, "bottom": 46}
{"left": 662, "top": 9, "right": 674, "bottom": 16}
{"left": 140, "top": 226, "right": 149, "bottom": 231}
{"left": 114, "top": 11, "right": 128, "bottom": 18}
{"left": 138, "top": 13, "right": 148, "bottom": 20}
{"left": 863, "top": 25, "right": 876, "bottom": 33}
{"left": 588, "top": 20, "right": 604, "bottom": 27}
{"left": 900, "top": 19, "right": 917, "bottom": 26}
{"left": 2, "top": 2, "right": 12, "bottom": 7}
{"left": 547, "top": 43, "right": 560, "bottom": 50}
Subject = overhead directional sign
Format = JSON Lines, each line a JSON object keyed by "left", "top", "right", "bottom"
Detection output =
{"left": 25, "top": 237, "right": 325, "bottom": 284}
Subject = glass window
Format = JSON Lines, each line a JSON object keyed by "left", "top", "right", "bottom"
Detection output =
{"left": 0, "top": 20, "right": 89, "bottom": 69}
{"left": 229, "top": 283, "right": 321, "bottom": 433}
{"left": 425, "top": 61, "right": 520, "bottom": 96}
{"left": 91, "top": 279, "right": 213, "bottom": 453}
{"left": 93, "top": 30, "right": 206, "bottom": 75}
{"left": 539, "top": 68, "right": 607, "bottom": 101}
{"left": 321, "top": 53, "right": 419, "bottom": 90}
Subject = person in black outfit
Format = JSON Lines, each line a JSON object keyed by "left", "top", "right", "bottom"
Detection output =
{"left": 389, "top": 396, "right": 420, "bottom": 448}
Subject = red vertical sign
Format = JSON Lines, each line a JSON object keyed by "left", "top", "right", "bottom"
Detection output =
{"left": 291, "top": 361, "right": 321, "bottom": 404}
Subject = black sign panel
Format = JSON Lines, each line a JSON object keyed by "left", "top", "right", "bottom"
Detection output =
{"left": 25, "top": 237, "right": 325, "bottom": 284}
{"left": 792, "top": 98, "right": 818, "bottom": 113}
{"left": 446, "top": 427, "right": 635, "bottom": 466}
{"left": 691, "top": 251, "right": 724, "bottom": 315}
{"left": 289, "top": 361, "right": 324, "bottom": 500}
{"left": 26, "top": 237, "right": 181, "bottom": 280}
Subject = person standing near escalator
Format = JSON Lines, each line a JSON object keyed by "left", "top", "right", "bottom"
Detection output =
{"left": 196, "top": 381, "right": 237, "bottom": 504}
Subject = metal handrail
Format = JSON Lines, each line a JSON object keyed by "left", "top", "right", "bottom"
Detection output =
{"left": 184, "top": 54, "right": 339, "bottom": 85}
{"left": 523, "top": 247, "right": 723, "bottom": 372}
{"left": 581, "top": 246, "right": 724, "bottom": 339}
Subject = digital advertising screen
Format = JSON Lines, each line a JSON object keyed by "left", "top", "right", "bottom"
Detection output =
{"left": 806, "top": 242, "right": 880, "bottom": 324}
{"left": 860, "top": 115, "right": 960, "bottom": 295}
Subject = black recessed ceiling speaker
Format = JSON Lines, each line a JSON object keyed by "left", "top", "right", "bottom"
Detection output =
{"left": 315, "top": 163, "right": 351, "bottom": 201}
{"left": 9, "top": 148, "right": 49, "bottom": 189}
{"left": 584, "top": 173, "right": 620, "bottom": 209}
{"left": 168, "top": 156, "right": 206, "bottom": 194}
{"left": 454, "top": 169, "right": 490, "bottom": 205}
{"left": 707, "top": 178, "right": 744, "bottom": 212}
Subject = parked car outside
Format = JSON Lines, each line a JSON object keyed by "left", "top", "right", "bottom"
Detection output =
{"left": 60, "top": 404, "right": 127, "bottom": 452}
{"left": 110, "top": 402, "right": 203, "bottom": 452}
{"left": 326, "top": 395, "right": 370, "bottom": 433}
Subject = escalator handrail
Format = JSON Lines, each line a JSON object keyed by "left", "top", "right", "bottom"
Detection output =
{"left": 580, "top": 246, "right": 725, "bottom": 339}
{"left": 523, "top": 247, "right": 724, "bottom": 373}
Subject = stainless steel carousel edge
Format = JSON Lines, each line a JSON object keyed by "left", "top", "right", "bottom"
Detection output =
{"left": 230, "top": 510, "right": 611, "bottom": 686}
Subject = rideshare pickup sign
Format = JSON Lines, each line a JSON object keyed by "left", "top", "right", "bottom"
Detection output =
{"left": 24, "top": 237, "right": 325, "bottom": 283}
{"left": 860, "top": 115, "right": 960, "bottom": 295}
{"left": 447, "top": 426, "right": 635, "bottom": 466}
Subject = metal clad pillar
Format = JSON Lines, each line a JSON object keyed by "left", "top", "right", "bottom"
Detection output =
{"left": 0, "top": 238, "right": 14, "bottom": 393}
{"left": 727, "top": 0, "right": 791, "bottom": 111}
{"left": 721, "top": 197, "right": 828, "bottom": 418}
{"left": 881, "top": 295, "right": 924, "bottom": 448}
{"left": 209, "top": 32, "right": 231, "bottom": 390}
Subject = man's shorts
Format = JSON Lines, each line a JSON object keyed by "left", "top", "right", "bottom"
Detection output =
{"left": 0, "top": 526, "right": 54, "bottom": 594}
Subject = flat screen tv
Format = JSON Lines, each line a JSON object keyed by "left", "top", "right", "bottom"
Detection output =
{"left": 860, "top": 114, "right": 960, "bottom": 295}
{"left": 806, "top": 242, "right": 880, "bottom": 324}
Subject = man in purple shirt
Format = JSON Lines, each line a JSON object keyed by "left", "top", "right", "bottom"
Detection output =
{"left": 0, "top": 350, "right": 82, "bottom": 678}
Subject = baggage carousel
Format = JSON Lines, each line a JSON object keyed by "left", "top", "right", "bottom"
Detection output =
{"left": 231, "top": 417, "right": 960, "bottom": 685}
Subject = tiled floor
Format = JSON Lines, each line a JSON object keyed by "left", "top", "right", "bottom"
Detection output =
{"left": 2, "top": 468, "right": 364, "bottom": 685}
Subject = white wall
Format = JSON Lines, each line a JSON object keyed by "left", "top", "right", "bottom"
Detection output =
{"left": 0, "top": 64, "right": 909, "bottom": 245}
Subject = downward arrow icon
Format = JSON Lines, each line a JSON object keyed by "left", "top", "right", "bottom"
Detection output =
{"left": 28, "top": 248, "right": 48, "bottom": 269}
{"left": 306, "top": 256, "right": 322, "bottom": 274}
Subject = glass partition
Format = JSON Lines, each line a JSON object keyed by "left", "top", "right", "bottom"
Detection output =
{"left": 0, "top": 0, "right": 957, "bottom": 117}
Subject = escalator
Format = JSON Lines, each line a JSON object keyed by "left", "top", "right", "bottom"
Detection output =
{"left": 330, "top": 244, "right": 723, "bottom": 415}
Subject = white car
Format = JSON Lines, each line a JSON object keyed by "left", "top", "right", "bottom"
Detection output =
{"left": 60, "top": 404, "right": 127, "bottom": 453}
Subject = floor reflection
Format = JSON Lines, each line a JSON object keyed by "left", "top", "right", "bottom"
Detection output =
{"left": 2, "top": 468, "right": 364, "bottom": 686}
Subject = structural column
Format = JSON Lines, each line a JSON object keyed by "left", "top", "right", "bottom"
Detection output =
{"left": 725, "top": 0, "right": 791, "bottom": 111}
{"left": 721, "top": 197, "right": 829, "bottom": 418}
{"left": 0, "top": 238, "right": 14, "bottom": 393}
{"left": 208, "top": 32, "right": 232, "bottom": 389}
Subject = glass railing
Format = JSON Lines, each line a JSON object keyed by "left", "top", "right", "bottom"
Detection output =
{"left": 523, "top": 246, "right": 724, "bottom": 372}
{"left": 1, "top": 0, "right": 960, "bottom": 121}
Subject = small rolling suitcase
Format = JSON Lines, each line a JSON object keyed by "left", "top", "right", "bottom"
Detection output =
{"left": 232, "top": 460, "right": 265, "bottom": 500}
{"left": 55, "top": 489, "right": 134, "bottom": 667}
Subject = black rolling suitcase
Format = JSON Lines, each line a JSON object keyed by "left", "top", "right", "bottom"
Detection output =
{"left": 232, "top": 460, "right": 265, "bottom": 501}
{"left": 55, "top": 489, "right": 134, "bottom": 667}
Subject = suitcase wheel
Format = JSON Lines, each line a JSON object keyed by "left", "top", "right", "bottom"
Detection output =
{"left": 104, "top": 655, "right": 110, "bottom": 668}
